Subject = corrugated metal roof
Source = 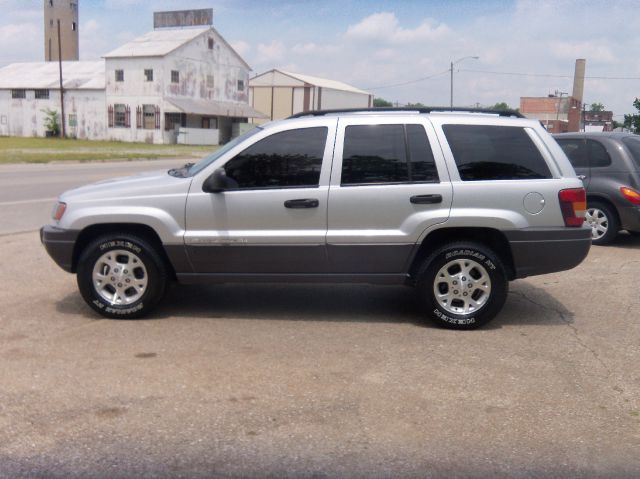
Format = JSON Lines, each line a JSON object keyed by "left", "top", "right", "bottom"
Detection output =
{"left": 0, "top": 61, "right": 105, "bottom": 90}
{"left": 277, "top": 70, "right": 370, "bottom": 95}
{"left": 165, "top": 98, "right": 268, "bottom": 119}
{"left": 103, "top": 27, "right": 210, "bottom": 58}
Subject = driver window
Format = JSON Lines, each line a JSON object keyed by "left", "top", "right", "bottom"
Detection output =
{"left": 223, "top": 127, "right": 328, "bottom": 189}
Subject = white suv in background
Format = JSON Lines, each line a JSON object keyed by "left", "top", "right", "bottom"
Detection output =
{"left": 42, "top": 108, "right": 591, "bottom": 329}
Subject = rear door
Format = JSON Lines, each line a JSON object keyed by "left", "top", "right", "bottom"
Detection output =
{"left": 326, "top": 117, "right": 453, "bottom": 275}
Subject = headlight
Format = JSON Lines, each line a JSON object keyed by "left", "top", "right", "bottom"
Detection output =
{"left": 52, "top": 202, "right": 67, "bottom": 221}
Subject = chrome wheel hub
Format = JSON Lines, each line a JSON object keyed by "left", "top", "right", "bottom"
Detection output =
{"left": 585, "top": 208, "right": 608, "bottom": 240}
{"left": 433, "top": 258, "right": 491, "bottom": 315}
{"left": 92, "top": 250, "right": 148, "bottom": 305}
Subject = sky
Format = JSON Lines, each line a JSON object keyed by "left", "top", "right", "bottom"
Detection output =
{"left": 1, "top": 0, "right": 639, "bottom": 118}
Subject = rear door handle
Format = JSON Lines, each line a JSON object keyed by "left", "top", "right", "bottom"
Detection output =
{"left": 410, "top": 194, "right": 443, "bottom": 204}
{"left": 284, "top": 198, "right": 319, "bottom": 209}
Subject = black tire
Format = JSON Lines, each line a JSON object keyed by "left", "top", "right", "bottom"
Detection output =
{"left": 76, "top": 233, "right": 168, "bottom": 319}
{"left": 587, "top": 201, "right": 619, "bottom": 246}
{"left": 416, "top": 241, "right": 508, "bottom": 330}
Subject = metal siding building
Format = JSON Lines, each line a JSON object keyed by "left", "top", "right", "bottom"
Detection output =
{"left": 249, "top": 69, "right": 373, "bottom": 123}
{"left": 0, "top": 26, "right": 264, "bottom": 143}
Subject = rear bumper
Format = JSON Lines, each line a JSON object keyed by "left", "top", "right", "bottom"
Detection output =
{"left": 618, "top": 205, "right": 640, "bottom": 232}
{"left": 40, "top": 225, "right": 79, "bottom": 273}
{"left": 505, "top": 227, "right": 591, "bottom": 279}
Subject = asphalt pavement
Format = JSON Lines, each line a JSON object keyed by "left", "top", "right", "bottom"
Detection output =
{"left": 0, "top": 160, "right": 639, "bottom": 478}
{"left": 0, "top": 159, "right": 184, "bottom": 235}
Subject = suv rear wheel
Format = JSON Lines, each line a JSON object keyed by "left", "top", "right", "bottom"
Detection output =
{"left": 416, "top": 242, "right": 508, "bottom": 329}
{"left": 585, "top": 201, "right": 619, "bottom": 245}
{"left": 76, "top": 233, "right": 168, "bottom": 319}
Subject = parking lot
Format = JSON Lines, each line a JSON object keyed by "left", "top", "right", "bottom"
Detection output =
{"left": 1, "top": 161, "right": 639, "bottom": 478}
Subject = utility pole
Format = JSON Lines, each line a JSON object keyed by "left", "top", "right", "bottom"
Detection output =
{"left": 449, "top": 61, "right": 454, "bottom": 109}
{"left": 57, "top": 19, "right": 66, "bottom": 138}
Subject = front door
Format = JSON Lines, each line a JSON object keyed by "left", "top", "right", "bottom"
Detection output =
{"left": 185, "top": 120, "right": 337, "bottom": 274}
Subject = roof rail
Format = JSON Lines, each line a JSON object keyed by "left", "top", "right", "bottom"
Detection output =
{"left": 288, "top": 107, "right": 525, "bottom": 119}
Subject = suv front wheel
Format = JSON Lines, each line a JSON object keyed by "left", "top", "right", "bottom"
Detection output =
{"left": 76, "top": 233, "right": 169, "bottom": 319}
{"left": 416, "top": 242, "right": 508, "bottom": 329}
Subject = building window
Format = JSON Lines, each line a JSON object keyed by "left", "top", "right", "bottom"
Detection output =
{"left": 50, "top": 19, "right": 53, "bottom": 27}
{"left": 49, "top": 0, "right": 53, "bottom": 6}
{"left": 208, "top": 37, "right": 214, "bottom": 49}
{"left": 72, "top": 21, "right": 76, "bottom": 31}
{"left": 115, "top": 69, "right": 124, "bottom": 82}
{"left": 237, "top": 80, "right": 245, "bottom": 91}
{"left": 70, "top": 2, "right": 77, "bottom": 10}
{"left": 207, "top": 75, "right": 214, "bottom": 88}
{"left": 171, "top": 70, "right": 179, "bottom": 83}
{"left": 144, "top": 69, "right": 153, "bottom": 82}
{"left": 143, "top": 105, "right": 157, "bottom": 129}
{"left": 68, "top": 114, "right": 77, "bottom": 127}
{"left": 34, "top": 89, "right": 50, "bottom": 100}
{"left": 11, "top": 89, "right": 26, "bottom": 99}
{"left": 114, "top": 104, "right": 128, "bottom": 127}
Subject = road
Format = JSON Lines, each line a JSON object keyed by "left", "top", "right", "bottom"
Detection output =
{"left": 0, "top": 160, "right": 639, "bottom": 478}
{"left": 0, "top": 159, "right": 184, "bottom": 235}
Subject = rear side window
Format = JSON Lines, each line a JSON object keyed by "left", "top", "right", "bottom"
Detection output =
{"left": 224, "top": 127, "right": 327, "bottom": 189}
{"left": 588, "top": 140, "right": 612, "bottom": 168}
{"left": 557, "top": 138, "right": 588, "bottom": 168}
{"left": 341, "top": 124, "right": 439, "bottom": 185}
{"left": 622, "top": 137, "right": 640, "bottom": 168}
{"left": 443, "top": 125, "right": 552, "bottom": 180}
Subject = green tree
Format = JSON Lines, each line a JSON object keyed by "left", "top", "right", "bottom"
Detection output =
{"left": 405, "top": 102, "right": 426, "bottom": 108}
{"left": 623, "top": 98, "right": 640, "bottom": 134}
{"left": 373, "top": 98, "right": 393, "bottom": 107}
{"left": 492, "top": 102, "right": 511, "bottom": 111}
{"left": 42, "top": 108, "right": 60, "bottom": 136}
{"left": 590, "top": 102, "right": 605, "bottom": 112}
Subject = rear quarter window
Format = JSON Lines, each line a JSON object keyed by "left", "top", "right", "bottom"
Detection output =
{"left": 443, "top": 125, "right": 552, "bottom": 180}
{"left": 621, "top": 137, "right": 640, "bottom": 168}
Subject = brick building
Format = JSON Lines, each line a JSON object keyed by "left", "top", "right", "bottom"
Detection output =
{"left": 520, "top": 59, "right": 586, "bottom": 133}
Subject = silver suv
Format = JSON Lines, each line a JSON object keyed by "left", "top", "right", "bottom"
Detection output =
{"left": 41, "top": 108, "right": 591, "bottom": 329}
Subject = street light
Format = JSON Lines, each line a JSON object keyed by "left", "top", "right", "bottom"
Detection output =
{"left": 450, "top": 55, "right": 479, "bottom": 108}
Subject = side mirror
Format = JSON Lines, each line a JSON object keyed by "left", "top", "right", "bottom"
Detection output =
{"left": 202, "top": 168, "right": 231, "bottom": 193}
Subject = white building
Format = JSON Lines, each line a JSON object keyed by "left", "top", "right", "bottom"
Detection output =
{"left": 0, "top": 61, "right": 105, "bottom": 139}
{"left": 0, "top": 26, "right": 265, "bottom": 144}
{"left": 249, "top": 69, "right": 373, "bottom": 123}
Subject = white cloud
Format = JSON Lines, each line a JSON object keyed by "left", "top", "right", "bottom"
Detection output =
{"left": 551, "top": 40, "right": 616, "bottom": 64}
{"left": 256, "top": 40, "right": 286, "bottom": 62}
{"left": 230, "top": 40, "right": 251, "bottom": 57}
{"left": 345, "top": 12, "right": 450, "bottom": 44}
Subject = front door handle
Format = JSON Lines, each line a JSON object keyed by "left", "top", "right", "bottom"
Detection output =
{"left": 284, "top": 198, "right": 319, "bottom": 209}
{"left": 410, "top": 194, "right": 443, "bottom": 204}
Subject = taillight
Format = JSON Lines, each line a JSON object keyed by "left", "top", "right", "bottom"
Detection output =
{"left": 620, "top": 187, "right": 640, "bottom": 205}
{"left": 558, "top": 188, "right": 586, "bottom": 227}
{"left": 52, "top": 202, "right": 67, "bottom": 221}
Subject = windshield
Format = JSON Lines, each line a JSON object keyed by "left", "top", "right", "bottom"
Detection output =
{"left": 186, "top": 126, "right": 263, "bottom": 176}
{"left": 622, "top": 136, "right": 640, "bottom": 169}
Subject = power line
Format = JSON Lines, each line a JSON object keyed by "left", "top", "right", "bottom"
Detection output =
{"left": 459, "top": 68, "right": 640, "bottom": 81}
{"left": 364, "top": 69, "right": 450, "bottom": 90}
{"left": 365, "top": 68, "right": 640, "bottom": 92}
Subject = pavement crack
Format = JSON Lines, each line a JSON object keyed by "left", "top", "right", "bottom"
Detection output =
{"left": 510, "top": 290, "right": 612, "bottom": 378}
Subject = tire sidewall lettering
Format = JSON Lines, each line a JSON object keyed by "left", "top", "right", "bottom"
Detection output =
{"left": 99, "top": 240, "right": 142, "bottom": 254}
{"left": 445, "top": 249, "right": 496, "bottom": 270}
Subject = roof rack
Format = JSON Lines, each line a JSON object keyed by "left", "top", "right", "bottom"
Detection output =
{"left": 288, "top": 107, "right": 525, "bottom": 119}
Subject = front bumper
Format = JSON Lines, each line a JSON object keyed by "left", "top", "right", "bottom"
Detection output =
{"left": 40, "top": 225, "right": 79, "bottom": 273}
{"left": 505, "top": 226, "right": 591, "bottom": 279}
